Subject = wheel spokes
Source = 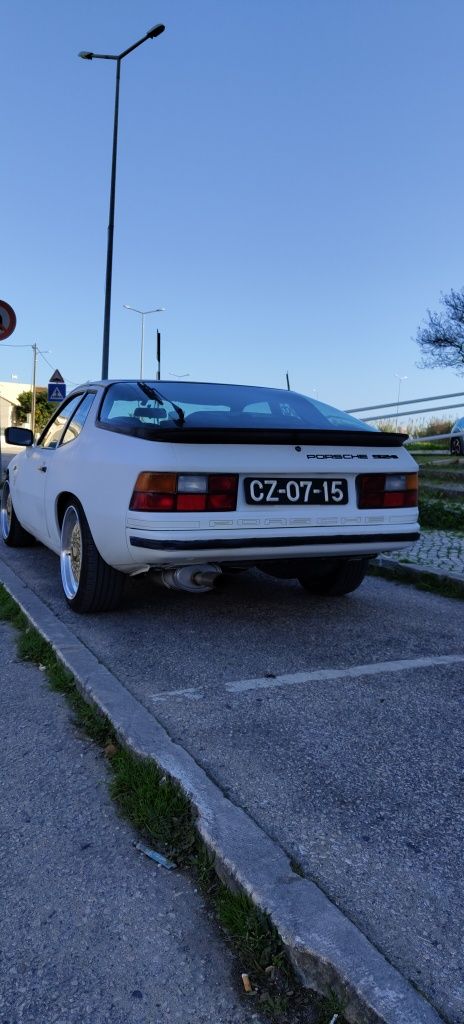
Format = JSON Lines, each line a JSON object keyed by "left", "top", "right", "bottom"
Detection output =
{"left": 60, "top": 506, "right": 83, "bottom": 599}
{"left": 0, "top": 483, "right": 12, "bottom": 540}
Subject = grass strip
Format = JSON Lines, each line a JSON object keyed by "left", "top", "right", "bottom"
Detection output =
{"left": 369, "top": 561, "right": 464, "bottom": 600}
{"left": 109, "top": 748, "right": 196, "bottom": 865}
{"left": 0, "top": 581, "right": 347, "bottom": 1024}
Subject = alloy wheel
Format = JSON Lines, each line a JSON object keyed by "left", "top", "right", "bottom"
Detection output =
{"left": 0, "top": 482, "right": 12, "bottom": 541}
{"left": 60, "top": 505, "right": 83, "bottom": 599}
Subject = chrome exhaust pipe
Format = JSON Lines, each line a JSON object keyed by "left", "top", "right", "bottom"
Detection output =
{"left": 161, "top": 563, "right": 222, "bottom": 593}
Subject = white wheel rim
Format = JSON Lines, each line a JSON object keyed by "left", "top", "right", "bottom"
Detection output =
{"left": 0, "top": 482, "right": 12, "bottom": 540}
{"left": 60, "top": 506, "right": 82, "bottom": 599}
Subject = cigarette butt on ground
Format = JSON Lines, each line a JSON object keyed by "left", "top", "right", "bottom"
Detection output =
{"left": 241, "top": 973, "right": 253, "bottom": 993}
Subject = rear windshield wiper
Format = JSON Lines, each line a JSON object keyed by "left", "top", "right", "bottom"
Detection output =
{"left": 139, "top": 382, "right": 185, "bottom": 425}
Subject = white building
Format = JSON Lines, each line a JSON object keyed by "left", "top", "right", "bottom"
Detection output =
{"left": 0, "top": 381, "right": 32, "bottom": 433}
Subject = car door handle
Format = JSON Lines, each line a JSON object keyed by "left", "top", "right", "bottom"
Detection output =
{"left": 38, "top": 465, "right": 47, "bottom": 473}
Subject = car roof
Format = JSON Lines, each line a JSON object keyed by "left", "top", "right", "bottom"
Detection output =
{"left": 75, "top": 380, "right": 301, "bottom": 391}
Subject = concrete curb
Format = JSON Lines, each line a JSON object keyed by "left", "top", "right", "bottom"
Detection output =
{"left": 373, "top": 556, "right": 464, "bottom": 594}
{"left": 0, "top": 558, "right": 445, "bottom": 1024}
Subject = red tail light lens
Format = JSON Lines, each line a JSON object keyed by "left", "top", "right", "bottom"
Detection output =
{"left": 130, "top": 473, "right": 238, "bottom": 512}
{"left": 209, "top": 474, "right": 237, "bottom": 493}
{"left": 357, "top": 473, "right": 418, "bottom": 509}
{"left": 177, "top": 493, "right": 207, "bottom": 512}
{"left": 131, "top": 493, "right": 176, "bottom": 511}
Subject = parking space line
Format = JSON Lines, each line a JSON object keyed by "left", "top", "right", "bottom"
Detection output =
{"left": 225, "top": 654, "right": 464, "bottom": 694}
{"left": 152, "top": 686, "right": 204, "bottom": 702}
{"left": 149, "top": 654, "right": 464, "bottom": 704}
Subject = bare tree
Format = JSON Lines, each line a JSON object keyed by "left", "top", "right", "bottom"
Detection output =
{"left": 416, "top": 287, "right": 464, "bottom": 374}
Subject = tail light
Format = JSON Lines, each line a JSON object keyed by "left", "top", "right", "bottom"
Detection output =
{"left": 130, "top": 472, "right": 238, "bottom": 512}
{"left": 357, "top": 473, "right": 418, "bottom": 509}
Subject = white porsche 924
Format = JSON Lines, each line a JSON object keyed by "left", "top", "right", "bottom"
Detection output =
{"left": 1, "top": 380, "right": 419, "bottom": 613}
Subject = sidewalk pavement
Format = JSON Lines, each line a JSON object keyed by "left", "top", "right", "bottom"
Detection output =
{"left": 374, "top": 528, "right": 464, "bottom": 587}
{"left": 0, "top": 619, "right": 259, "bottom": 1024}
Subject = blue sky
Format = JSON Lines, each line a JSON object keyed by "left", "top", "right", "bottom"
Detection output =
{"left": 2, "top": 0, "right": 464, "bottom": 425}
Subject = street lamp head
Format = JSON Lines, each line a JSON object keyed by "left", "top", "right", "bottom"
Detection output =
{"left": 146, "top": 23, "right": 165, "bottom": 39}
{"left": 124, "top": 305, "right": 165, "bottom": 314}
{"left": 78, "top": 50, "right": 94, "bottom": 59}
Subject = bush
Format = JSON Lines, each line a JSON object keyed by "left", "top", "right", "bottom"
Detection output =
{"left": 420, "top": 497, "right": 464, "bottom": 532}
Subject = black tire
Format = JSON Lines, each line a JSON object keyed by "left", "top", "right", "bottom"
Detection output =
{"left": 450, "top": 437, "right": 464, "bottom": 456}
{"left": 0, "top": 480, "right": 36, "bottom": 547}
{"left": 298, "top": 557, "right": 369, "bottom": 597}
{"left": 60, "top": 499, "right": 125, "bottom": 613}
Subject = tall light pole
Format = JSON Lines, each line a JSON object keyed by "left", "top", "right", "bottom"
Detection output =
{"left": 394, "top": 374, "right": 408, "bottom": 429}
{"left": 123, "top": 305, "right": 164, "bottom": 377}
{"left": 79, "top": 24, "right": 165, "bottom": 380}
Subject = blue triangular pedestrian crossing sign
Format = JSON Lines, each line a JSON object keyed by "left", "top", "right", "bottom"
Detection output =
{"left": 48, "top": 382, "right": 66, "bottom": 402}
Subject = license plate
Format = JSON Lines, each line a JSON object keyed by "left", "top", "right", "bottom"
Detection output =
{"left": 244, "top": 477, "right": 348, "bottom": 505}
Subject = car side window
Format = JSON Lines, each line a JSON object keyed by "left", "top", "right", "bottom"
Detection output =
{"left": 61, "top": 393, "right": 95, "bottom": 445}
{"left": 38, "top": 395, "right": 83, "bottom": 449}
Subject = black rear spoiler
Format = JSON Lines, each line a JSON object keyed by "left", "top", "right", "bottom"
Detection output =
{"left": 97, "top": 422, "right": 408, "bottom": 447}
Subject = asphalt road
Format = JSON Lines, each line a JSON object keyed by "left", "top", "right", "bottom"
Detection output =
{"left": 1, "top": 542, "right": 463, "bottom": 1024}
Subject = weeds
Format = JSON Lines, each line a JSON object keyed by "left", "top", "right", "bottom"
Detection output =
{"left": 419, "top": 497, "right": 464, "bottom": 532}
{"left": 109, "top": 748, "right": 196, "bottom": 864}
{"left": 0, "top": 585, "right": 27, "bottom": 628}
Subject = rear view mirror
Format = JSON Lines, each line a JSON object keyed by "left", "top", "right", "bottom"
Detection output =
{"left": 5, "top": 426, "right": 34, "bottom": 446}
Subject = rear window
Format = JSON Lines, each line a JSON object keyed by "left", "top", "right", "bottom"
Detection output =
{"left": 98, "top": 381, "right": 375, "bottom": 434}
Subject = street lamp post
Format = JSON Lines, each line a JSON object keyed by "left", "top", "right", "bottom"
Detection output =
{"left": 394, "top": 373, "right": 408, "bottom": 429}
{"left": 79, "top": 24, "right": 165, "bottom": 380}
{"left": 123, "top": 305, "right": 164, "bottom": 377}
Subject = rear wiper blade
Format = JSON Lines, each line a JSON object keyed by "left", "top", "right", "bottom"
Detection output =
{"left": 139, "top": 382, "right": 185, "bottom": 425}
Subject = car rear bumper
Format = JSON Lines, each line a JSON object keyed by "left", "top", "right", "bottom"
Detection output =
{"left": 127, "top": 528, "right": 420, "bottom": 563}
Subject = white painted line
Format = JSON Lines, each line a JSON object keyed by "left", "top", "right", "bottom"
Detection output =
{"left": 225, "top": 654, "right": 464, "bottom": 695}
{"left": 152, "top": 686, "right": 203, "bottom": 702}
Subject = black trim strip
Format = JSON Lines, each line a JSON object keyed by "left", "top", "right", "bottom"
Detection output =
{"left": 130, "top": 531, "right": 420, "bottom": 552}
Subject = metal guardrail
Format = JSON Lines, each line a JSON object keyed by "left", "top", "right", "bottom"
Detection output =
{"left": 346, "top": 389, "right": 464, "bottom": 445}
{"left": 346, "top": 390, "right": 464, "bottom": 414}
{"left": 360, "top": 403, "right": 464, "bottom": 423}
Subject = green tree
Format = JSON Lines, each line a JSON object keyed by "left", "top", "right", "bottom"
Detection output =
{"left": 15, "top": 389, "right": 56, "bottom": 431}
{"left": 416, "top": 287, "right": 464, "bottom": 374}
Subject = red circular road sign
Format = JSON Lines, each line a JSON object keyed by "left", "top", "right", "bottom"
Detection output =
{"left": 0, "top": 300, "right": 17, "bottom": 340}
